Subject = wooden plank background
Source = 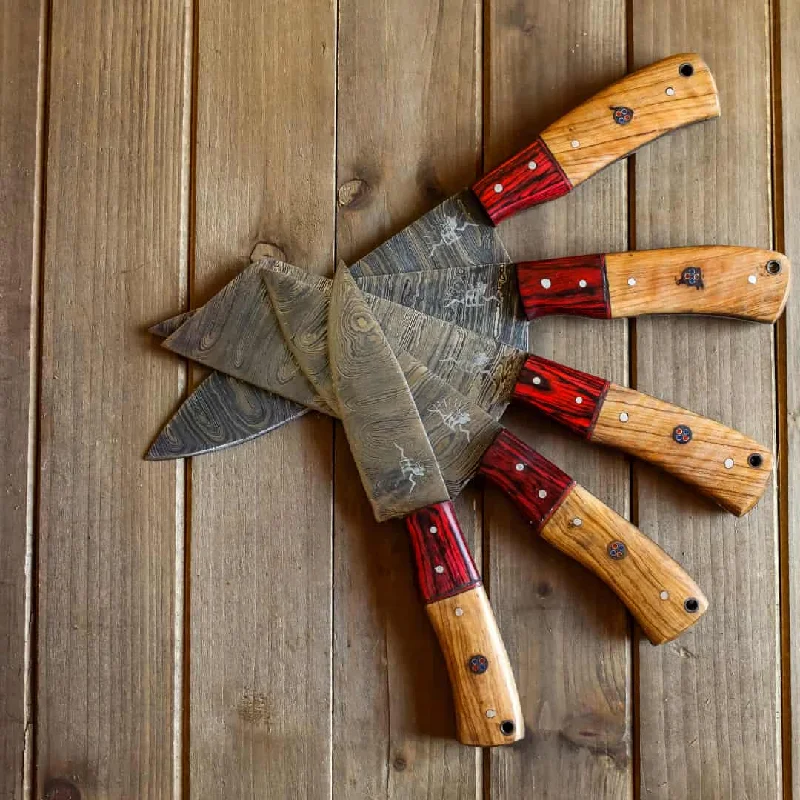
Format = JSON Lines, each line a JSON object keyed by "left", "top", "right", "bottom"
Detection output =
{"left": 1, "top": 0, "right": 795, "bottom": 797}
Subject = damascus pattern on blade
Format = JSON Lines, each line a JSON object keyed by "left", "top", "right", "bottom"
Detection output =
{"left": 329, "top": 268, "right": 449, "bottom": 522}
{"left": 263, "top": 263, "right": 525, "bottom": 419}
{"left": 162, "top": 264, "right": 333, "bottom": 415}
{"left": 146, "top": 371, "right": 308, "bottom": 460}
{"left": 348, "top": 190, "right": 507, "bottom": 277}
{"left": 356, "top": 263, "right": 528, "bottom": 351}
{"left": 397, "top": 353, "right": 502, "bottom": 498}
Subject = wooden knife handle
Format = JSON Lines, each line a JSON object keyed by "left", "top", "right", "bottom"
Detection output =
{"left": 516, "top": 247, "right": 791, "bottom": 322}
{"left": 405, "top": 502, "right": 524, "bottom": 746}
{"left": 477, "top": 429, "right": 707, "bottom": 644}
{"left": 512, "top": 355, "right": 773, "bottom": 516}
{"left": 472, "top": 54, "right": 719, "bottom": 224}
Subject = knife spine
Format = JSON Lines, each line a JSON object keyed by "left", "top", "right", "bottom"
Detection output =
{"left": 511, "top": 354, "right": 610, "bottom": 437}
{"left": 405, "top": 501, "right": 482, "bottom": 603}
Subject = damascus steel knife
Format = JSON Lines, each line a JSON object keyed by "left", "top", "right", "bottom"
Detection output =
{"left": 264, "top": 267, "right": 708, "bottom": 646}
{"left": 344, "top": 53, "right": 722, "bottom": 347}
{"left": 157, "top": 259, "right": 771, "bottom": 515}
{"left": 357, "top": 246, "right": 791, "bottom": 329}
{"left": 328, "top": 266, "right": 523, "bottom": 747}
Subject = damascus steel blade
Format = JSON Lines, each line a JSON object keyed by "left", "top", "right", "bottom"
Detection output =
{"left": 355, "top": 263, "right": 527, "bottom": 350}
{"left": 329, "top": 268, "right": 449, "bottom": 522}
{"left": 162, "top": 260, "right": 525, "bottom": 419}
{"left": 162, "top": 264, "right": 333, "bottom": 415}
{"left": 346, "top": 189, "right": 528, "bottom": 350}
{"left": 146, "top": 371, "right": 308, "bottom": 460}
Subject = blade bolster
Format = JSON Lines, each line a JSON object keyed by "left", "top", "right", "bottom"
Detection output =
{"left": 405, "top": 501, "right": 481, "bottom": 603}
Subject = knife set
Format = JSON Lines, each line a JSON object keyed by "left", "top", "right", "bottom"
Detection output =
{"left": 147, "top": 54, "right": 791, "bottom": 746}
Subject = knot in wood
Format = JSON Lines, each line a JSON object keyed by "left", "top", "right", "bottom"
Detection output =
{"left": 250, "top": 242, "right": 287, "bottom": 263}
{"left": 44, "top": 779, "right": 81, "bottom": 800}
{"left": 337, "top": 179, "right": 369, "bottom": 208}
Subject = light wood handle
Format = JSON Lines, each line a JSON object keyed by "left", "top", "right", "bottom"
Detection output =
{"left": 540, "top": 485, "right": 708, "bottom": 644}
{"left": 540, "top": 53, "right": 720, "bottom": 188}
{"left": 592, "top": 384, "right": 773, "bottom": 516}
{"left": 426, "top": 586, "right": 524, "bottom": 745}
{"left": 605, "top": 247, "right": 791, "bottom": 321}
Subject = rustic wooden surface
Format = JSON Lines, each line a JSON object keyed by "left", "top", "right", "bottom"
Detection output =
{"left": 2, "top": 1, "right": 795, "bottom": 799}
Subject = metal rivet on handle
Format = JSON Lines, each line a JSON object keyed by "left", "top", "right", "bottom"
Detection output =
{"left": 429, "top": 526, "right": 437, "bottom": 534}
{"left": 571, "top": 140, "right": 580, "bottom": 148}
{"left": 434, "top": 565, "right": 445, "bottom": 574}
{"left": 528, "top": 160, "right": 537, "bottom": 170}
{"left": 666, "top": 86, "right": 675, "bottom": 96}
{"left": 454, "top": 607, "right": 464, "bottom": 617}
{"left": 748, "top": 274, "right": 757, "bottom": 284}
{"left": 724, "top": 458, "right": 734, "bottom": 469}
{"left": 540, "top": 278, "right": 551, "bottom": 289}
{"left": 619, "top": 412, "right": 629, "bottom": 422}
{"left": 571, "top": 517, "right": 583, "bottom": 527}
{"left": 660, "top": 590, "right": 670, "bottom": 601}
{"left": 575, "top": 396, "right": 583, "bottom": 404}
{"left": 579, "top": 279, "right": 587, "bottom": 288}
{"left": 486, "top": 709, "right": 497, "bottom": 719}
{"left": 494, "top": 183, "right": 503, "bottom": 193}
{"left": 538, "top": 489, "right": 547, "bottom": 499}
{"left": 627, "top": 277, "right": 637, "bottom": 286}
{"left": 532, "top": 376, "right": 542, "bottom": 385}
{"left": 516, "top": 463, "right": 525, "bottom": 472}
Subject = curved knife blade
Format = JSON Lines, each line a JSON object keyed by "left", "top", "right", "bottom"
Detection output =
{"left": 329, "top": 267, "right": 449, "bottom": 522}
{"left": 146, "top": 371, "right": 308, "bottom": 460}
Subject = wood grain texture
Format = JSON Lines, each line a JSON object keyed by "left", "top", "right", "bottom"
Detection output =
{"left": 606, "top": 246, "right": 791, "bottom": 321}
{"left": 189, "top": 0, "right": 336, "bottom": 795}
{"left": 517, "top": 254, "right": 611, "bottom": 319}
{"left": 593, "top": 384, "right": 773, "bottom": 516}
{"left": 406, "top": 503, "right": 481, "bottom": 602}
{"left": 541, "top": 486, "right": 708, "bottom": 645}
{"left": 541, "top": 53, "right": 720, "bottom": 188}
{"left": 632, "top": 5, "right": 781, "bottom": 797}
{"left": 483, "top": 1, "right": 632, "bottom": 795}
{"left": 36, "top": 3, "right": 189, "bottom": 796}
{"left": 425, "top": 586, "right": 524, "bottom": 746}
{"left": 512, "top": 353, "right": 610, "bottom": 436}
{"left": 778, "top": 0, "right": 799, "bottom": 792}
{"left": 0, "top": 1, "right": 45, "bottom": 796}
{"left": 334, "top": 0, "right": 484, "bottom": 791}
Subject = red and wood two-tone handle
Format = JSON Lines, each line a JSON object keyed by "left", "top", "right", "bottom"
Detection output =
{"left": 405, "top": 502, "right": 523, "bottom": 746}
{"left": 471, "top": 54, "right": 720, "bottom": 224}
{"left": 477, "top": 429, "right": 707, "bottom": 645}
{"left": 512, "top": 355, "right": 772, "bottom": 516}
{"left": 515, "top": 246, "right": 791, "bottom": 322}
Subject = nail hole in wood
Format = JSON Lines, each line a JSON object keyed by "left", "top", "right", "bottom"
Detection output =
{"left": 679, "top": 62, "right": 694, "bottom": 77}
{"left": 684, "top": 598, "right": 700, "bottom": 613}
{"left": 748, "top": 453, "right": 764, "bottom": 468}
{"left": 766, "top": 260, "right": 782, "bottom": 275}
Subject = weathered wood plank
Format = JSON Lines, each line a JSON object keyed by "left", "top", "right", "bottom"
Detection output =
{"left": 36, "top": 3, "right": 190, "bottom": 796}
{"left": 631, "top": 4, "right": 781, "bottom": 796}
{"left": 777, "top": 0, "right": 799, "bottom": 793}
{"left": 188, "top": 1, "right": 336, "bottom": 796}
{"left": 483, "top": 3, "right": 631, "bottom": 796}
{"left": 333, "top": 0, "right": 483, "bottom": 793}
{"left": 0, "top": 1, "right": 46, "bottom": 796}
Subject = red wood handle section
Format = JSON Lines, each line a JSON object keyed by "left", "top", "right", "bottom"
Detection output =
{"left": 477, "top": 429, "right": 707, "bottom": 644}
{"left": 511, "top": 354, "right": 610, "bottom": 437}
{"left": 471, "top": 137, "right": 572, "bottom": 225}
{"left": 405, "top": 501, "right": 481, "bottom": 603}
{"left": 471, "top": 54, "right": 719, "bottom": 225}
{"left": 405, "top": 501, "right": 524, "bottom": 745}
{"left": 516, "top": 254, "right": 611, "bottom": 319}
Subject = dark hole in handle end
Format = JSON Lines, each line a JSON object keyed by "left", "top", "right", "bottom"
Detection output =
{"left": 766, "top": 259, "right": 782, "bottom": 275}
{"left": 500, "top": 720, "right": 516, "bottom": 736}
{"left": 679, "top": 62, "right": 695, "bottom": 77}
{"left": 748, "top": 453, "right": 764, "bottom": 468}
{"left": 684, "top": 598, "right": 700, "bottom": 613}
